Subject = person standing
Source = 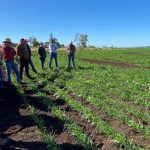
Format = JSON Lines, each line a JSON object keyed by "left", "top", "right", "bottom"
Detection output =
{"left": 48, "top": 38, "right": 59, "bottom": 69}
{"left": 1, "top": 38, "right": 20, "bottom": 85}
{"left": 67, "top": 41, "right": 76, "bottom": 68}
{"left": 38, "top": 42, "right": 46, "bottom": 70}
{"left": 25, "top": 39, "right": 37, "bottom": 73}
{"left": 0, "top": 68, "right": 2, "bottom": 88}
{"left": 0, "top": 50, "right": 3, "bottom": 88}
{"left": 16, "top": 39, "right": 32, "bottom": 80}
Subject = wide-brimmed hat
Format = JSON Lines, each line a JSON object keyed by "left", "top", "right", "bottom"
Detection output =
{"left": 2, "top": 38, "right": 12, "bottom": 44}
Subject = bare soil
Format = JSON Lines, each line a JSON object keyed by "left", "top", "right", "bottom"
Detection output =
{"left": 81, "top": 58, "right": 150, "bottom": 69}
{"left": 68, "top": 93, "right": 150, "bottom": 149}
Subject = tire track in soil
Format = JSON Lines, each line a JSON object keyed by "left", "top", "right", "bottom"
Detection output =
{"left": 68, "top": 93, "right": 150, "bottom": 149}
{"left": 46, "top": 93, "right": 121, "bottom": 150}
{"left": 23, "top": 85, "right": 84, "bottom": 150}
{"left": 81, "top": 58, "right": 150, "bottom": 69}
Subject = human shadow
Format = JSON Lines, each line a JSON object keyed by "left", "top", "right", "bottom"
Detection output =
{"left": 2, "top": 139, "right": 84, "bottom": 150}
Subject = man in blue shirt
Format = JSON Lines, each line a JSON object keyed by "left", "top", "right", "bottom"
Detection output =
{"left": 48, "top": 38, "right": 59, "bottom": 69}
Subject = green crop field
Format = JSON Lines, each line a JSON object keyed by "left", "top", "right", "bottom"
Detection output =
{"left": 11, "top": 48, "right": 150, "bottom": 149}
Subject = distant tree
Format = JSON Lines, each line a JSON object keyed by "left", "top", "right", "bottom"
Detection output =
{"left": 44, "top": 42, "right": 50, "bottom": 48}
{"left": 74, "top": 33, "right": 88, "bottom": 48}
{"left": 102, "top": 45, "right": 107, "bottom": 49}
{"left": 28, "top": 36, "right": 39, "bottom": 47}
{"left": 88, "top": 45, "right": 96, "bottom": 49}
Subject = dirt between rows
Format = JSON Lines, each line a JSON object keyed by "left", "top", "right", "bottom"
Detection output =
{"left": 68, "top": 93, "right": 150, "bottom": 149}
{"left": 0, "top": 80, "right": 124, "bottom": 150}
{"left": 0, "top": 85, "right": 47, "bottom": 150}
{"left": 81, "top": 58, "right": 150, "bottom": 69}
{"left": 127, "top": 52, "right": 150, "bottom": 56}
{"left": 46, "top": 93, "right": 120, "bottom": 150}
{"left": 0, "top": 82, "right": 85, "bottom": 150}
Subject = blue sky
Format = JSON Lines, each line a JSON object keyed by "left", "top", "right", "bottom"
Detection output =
{"left": 0, "top": 0, "right": 150, "bottom": 47}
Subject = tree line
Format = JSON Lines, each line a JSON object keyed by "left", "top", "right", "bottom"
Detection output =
{"left": 28, "top": 33, "right": 88, "bottom": 48}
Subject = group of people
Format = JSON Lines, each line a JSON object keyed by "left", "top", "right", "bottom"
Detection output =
{"left": 0, "top": 38, "right": 76, "bottom": 87}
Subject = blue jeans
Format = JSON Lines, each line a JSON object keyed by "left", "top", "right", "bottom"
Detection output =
{"left": 68, "top": 53, "right": 75, "bottom": 67}
{"left": 0, "top": 68, "right": 2, "bottom": 88}
{"left": 49, "top": 53, "right": 58, "bottom": 68}
{"left": 5, "top": 60, "right": 20, "bottom": 84}
{"left": 29, "top": 58, "right": 37, "bottom": 73}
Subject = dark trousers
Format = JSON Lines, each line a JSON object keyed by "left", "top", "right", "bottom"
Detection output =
{"left": 20, "top": 59, "right": 30, "bottom": 79}
{"left": 68, "top": 53, "right": 75, "bottom": 67}
{"left": 39, "top": 57, "right": 46, "bottom": 69}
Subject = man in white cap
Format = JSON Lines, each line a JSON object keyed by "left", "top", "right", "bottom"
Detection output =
{"left": 1, "top": 38, "right": 21, "bottom": 85}
{"left": 48, "top": 38, "right": 59, "bottom": 69}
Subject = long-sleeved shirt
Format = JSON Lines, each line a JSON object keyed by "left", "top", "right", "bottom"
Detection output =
{"left": 38, "top": 46, "right": 46, "bottom": 58}
{"left": 16, "top": 44, "right": 30, "bottom": 59}
{"left": 67, "top": 44, "right": 76, "bottom": 54}
{"left": 1, "top": 46, "right": 16, "bottom": 62}
{"left": 49, "top": 44, "right": 58, "bottom": 53}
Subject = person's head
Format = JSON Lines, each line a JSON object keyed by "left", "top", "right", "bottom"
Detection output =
{"left": 25, "top": 39, "right": 28, "bottom": 44}
{"left": 69, "top": 41, "right": 73, "bottom": 45}
{"left": 2, "top": 38, "right": 12, "bottom": 47}
{"left": 50, "top": 38, "right": 56, "bottom": 44}
{"left": 20, "top": 38, "right": 26, "bottom": 45}
{"left": 40, "top": 42, "right": 44, "bottom": 47}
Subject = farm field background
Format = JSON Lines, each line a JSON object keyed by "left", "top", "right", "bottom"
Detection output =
{"left": 0, "top": 48, "right": 150, "bottom": 150}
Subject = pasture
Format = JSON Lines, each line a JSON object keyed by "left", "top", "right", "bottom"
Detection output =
{"left": 0, "top": 48, "right": 150, "bottom": 150}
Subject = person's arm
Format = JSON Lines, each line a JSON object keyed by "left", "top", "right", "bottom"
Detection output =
{"left": 49, "top": 44, "right": 51, "bottom": 53}
{"left": 0, "top": 50, "right": 3, "bottom": 64}
{"left": 74, "top": 46, "right": 76, "bottom": 52}
{"left": 44, "top": 48, "right": 46, "bottom": 57}
{"left": 16, "top": 45, "right": 21, "bottom": 57}
{"left": 12, "top": 48, "right": 16, "bottom": 56}
{"left": 67, "top": 46, "right": 70, "bottom": 53}
{"left": 27, "top": 45, "right": 31, "bottom": 56}
{"left": 37, "top": 47, "right": 40, "bottom": 55}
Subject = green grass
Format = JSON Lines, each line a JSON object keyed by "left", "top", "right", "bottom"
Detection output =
{"left": 11, "top": 48, "right": 150, "bottom": 149}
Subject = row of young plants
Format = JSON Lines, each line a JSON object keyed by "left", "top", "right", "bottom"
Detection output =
{"left": 71, "top": 75, "right": 150, "bottom": 122}
{"left": 71, "top": 61, "right": 150, "bottom": 109}
{"left": 45, "top": 85, "right": 144, "bottom": 150}
{"left": 65, "top": 77, "right": 150, "bottom": 137}
{"left": 11, "top": 49, "right": 149, "bottom": 150}
{"left": 33, "top": 71, "right": 145, "bottom": 149}
{"left": 76, "top": 48, "right": 150, "bottom": 66}
{"left": 18, "top": 72, "right": 97, "bottom": 150}
{"left": 13, "top": 84, "right": 59, "bottom": 150}
{"left": 34, "top": 91, "right": 96, "bottom": 150}
{"left": 26, "top": 68, "right": 146, "bottom": 149}
{"left": 33, "top": 58, "right": 150, "bottom": 138}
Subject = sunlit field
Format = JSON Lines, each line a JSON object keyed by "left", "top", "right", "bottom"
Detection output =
{"left": 9, "top": 48, "right": 150, "bottom": 149}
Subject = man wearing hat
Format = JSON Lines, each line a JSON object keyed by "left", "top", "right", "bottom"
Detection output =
{"left": 16, "top": 39, "right": 32, "bottom": 80}
{"left": 1, "top": 38, "right": 20, "bottom": 84}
